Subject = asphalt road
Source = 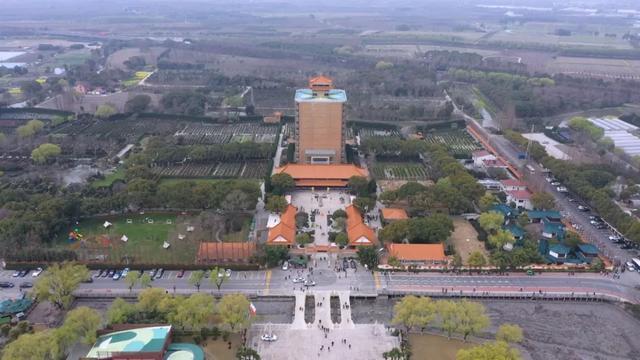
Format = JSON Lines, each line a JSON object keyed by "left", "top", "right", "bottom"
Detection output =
{"left": 382, "top": 271, "right": 640, "bottom": 303}
{"left": 450, "top": 97, "right": 640, "bottom": 266}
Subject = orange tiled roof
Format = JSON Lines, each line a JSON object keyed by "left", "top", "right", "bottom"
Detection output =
{"left": 267, "top": 204, "right": 297, "bottom": 245}
{"left": 387, "top": 243, "right": 447, "bottom": 262}
{"left": 345, "top": 205, "right": 377, "bottom": 246}
{"left": 274, "top": 164, "right": 368, "bottom": 182}
{"left": 309, "top": 75, "right": 333, "bottom": 86}
{"left": 197, "top": 242, "right": 256, "bottom": 262}
{"left": 295, "top": 179, "right": 349, "bottom": 187}
{"left": 381, "top": 208, "right": 409, "bottom": 220}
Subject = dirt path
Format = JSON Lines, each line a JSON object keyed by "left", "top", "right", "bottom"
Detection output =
{"left": 449, "top": 217, "right": 488, "bottom": 264}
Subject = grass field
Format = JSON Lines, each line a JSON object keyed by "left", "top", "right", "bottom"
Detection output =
{"left": 62, "top": 214, "right": 201, "bottom": 264}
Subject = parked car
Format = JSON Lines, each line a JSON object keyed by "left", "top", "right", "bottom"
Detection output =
{"left": 177, "top": 270, "right": 185, "bottom": 278}
{"left": 626, "top": 262, "right": 635, "bottom": 271}
{"left": 589, "top": 216, "right": 602, "bottom": 221}
{"left": 112, "top": 270, "right": 123, "bottom": 280}
{"left": 19, "top": 282, "right": 33, "bottom": 289}
{"left": 154, "top": 268, "right": 164, "bottom": 280}
{"left": 292, "top": 277, "right": 305, "bottom": 283}
{"left": 303, "top": 280, "right": 316, "bottom": 287}
{"left": 18, "top": 270, "right": 29, "bottom": 277}
{"left": 281, "top": 261, "right": 289, "bottom": 271}
{"left": 609, "top": 235, "right": 623, "bottom": 242}
{"left": 225, "top": 269, "right": 232, "bottom": 277}
{"left": 94, "top": 269, "right": 104, "bottom": 278}
{"left": 595, "top": 223, "right": 607, "bottom": 229}
{"left": 149, "top": 269, "right": 157, "bottom": 279}
{"left": 577, "top": 205, "right": 590, "bottom": 212}
{"left": 107, "top": 269, "right": 116, "bottom": 277}
{"left": 11, "top": 271, "right": 20, "bottom": 278}
{"left": 556, "top": 186, "right": 568, "bottom": 193}
{"left": 121, "top": 268, "right": 129, "bottom": 278}
{"left": 31, "top": 268, "right": 43, "bottom": 277}
{"left": 0, "top": 282, "right": 14, "bottom": 288}
{"left": 551, "top": 181, "right": 561, "bottom": 186}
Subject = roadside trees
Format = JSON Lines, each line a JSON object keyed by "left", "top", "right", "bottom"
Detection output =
{"left": 173, "top": 293, "right": 215, "bottom": 330}
{"left": 236, "top": 346, "right": 261, "bottom": 360}
{"left": 392, "top": 295, "right": 436, "bottom": 333}
{"left": 264, "top": 246, "right": 288, "bottom": 267}
{"left": 531, "top": 192, "right": 555, "bottom": 210}
{"left": 124, "top": 271, "right": 140, "bottom": 292}
{"left": 488, "top": 229, "right": 514, "bottom": 249}
{"left": 139, "top": 273, "right": 152, "bottom": 288}
{"left": 467, "top": 251, "right": 487, "bottom": 268}
{"left": 218, "top": 294, "right": 252, "bottom": 332}
{"left": 357, "top": 246, "right": 379, "bottom": 270}
{"left": 456, "top": 300, "right": 491, "bottom": 341}
{"left": 496, "top": 324, "right": 523, "bottom": 344}
{"left": 189, "top": 270, "right": 205, "bottom": 292}
{"left": 210, "top": 267, "right": 229, "bottom": 292}
{"left": 106, "top": 298, "right": 136, "bottom": 324}
{"left": 456, "top": 341, "right": 521, "bottom": 360}
{"left": 34, "top": 262, "right": 89, "bottom": 310}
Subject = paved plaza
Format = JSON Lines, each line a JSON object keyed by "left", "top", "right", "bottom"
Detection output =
{"left": 289, "top": 189, "right": 383, "bottom": 247}
{"left": 248, "top": 289, "right": 399, "bottom": 360}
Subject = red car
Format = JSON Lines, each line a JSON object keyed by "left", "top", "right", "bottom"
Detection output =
{"left": 177, "top": 270, "right": 185, "bottom": 278}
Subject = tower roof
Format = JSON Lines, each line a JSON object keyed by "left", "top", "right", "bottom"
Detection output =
{"left": 309, "top": 75, "right": 333, "bottom": 87}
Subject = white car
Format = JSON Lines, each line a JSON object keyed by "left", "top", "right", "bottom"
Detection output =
{"left": 121, "top": 268, "right": 129, "bottom": 278}
{"left": 303, "top": 280, "right": 316, "bottom": 287}
{"left": 626, "top": 262, "right": 635, "bottom": 272}
{"left": 31, "top": 268, "right": 43, "bottom": 277}
{"left": 292, "top": 277, "right": 305, "bottom": 283}
{"left": 551, "top": 181, "right": 561, "bottom": 186}
{"left": 281, "top": 261, "right": 289, "bottom": 271}
{"left": 556, "top": 186, "right": 568, "bottom": 193}
{"left": 261, "top": 334, "right": 278, "bottom": 342}
{"left": 609, "top": 235, "right": 623, "bottom": 242}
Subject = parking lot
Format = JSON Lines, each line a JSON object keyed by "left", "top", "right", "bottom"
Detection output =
{"left": 542, "top": 170, "right": 640, "bottom": 267}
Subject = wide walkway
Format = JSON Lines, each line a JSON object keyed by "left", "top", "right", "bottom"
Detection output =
{"left": 249, "top": 289, "right": 399, "bottom": 360}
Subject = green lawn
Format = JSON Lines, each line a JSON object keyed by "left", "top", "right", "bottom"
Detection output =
{"left": 62, "top": 214, "right": 200, "bottom": 264}
{"left": 91, "top": 168, "right": 125, "bottom": 188}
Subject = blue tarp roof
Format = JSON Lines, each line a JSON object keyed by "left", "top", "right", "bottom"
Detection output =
{"left": 577, "top": 243, "right": 598, "bottom": 254}
{"left": 504, "top": 224, "right": 525, "bottom": 238}
{"left": 491, "top": 204, "right": 519, "bottom": 218}
{"left": 549, "top": 243, "right": 571, "bottom": 254}
{"left": 527, "top": 210, "right": 562, "bottom": 220}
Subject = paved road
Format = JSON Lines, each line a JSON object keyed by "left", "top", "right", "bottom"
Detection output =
{"left": 382, "top": 271, "right": 640, "bottom": 303}
{"left": 446, "top": 91, "right": 640, "bottom": 265}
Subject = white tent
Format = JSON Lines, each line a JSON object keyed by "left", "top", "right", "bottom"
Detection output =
{"left": 178, "top": 234, "right": 186, "bottom": 240}
{"left": 186, "top": 226, "right": 195, "bottom": 232}
{"left": 163, "top": 241, "right": 171, "bottom": 249}
{"left": 103, "top": 221, "right": 112, "bottom": 228}
{"left": 121, "top": 235, "right": 128, "bottom": 242}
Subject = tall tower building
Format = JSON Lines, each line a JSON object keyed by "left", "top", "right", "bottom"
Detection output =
{"left": 294, "top": 76, "right": 346, "bottom": 164}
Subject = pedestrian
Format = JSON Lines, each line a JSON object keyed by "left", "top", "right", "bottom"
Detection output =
{"left": 349, "top": 344, "right": 351, "bottom": 349}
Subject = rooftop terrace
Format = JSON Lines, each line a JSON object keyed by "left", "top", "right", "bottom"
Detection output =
{"left": 295, "top": 88, "right": 347, "bottom": 102}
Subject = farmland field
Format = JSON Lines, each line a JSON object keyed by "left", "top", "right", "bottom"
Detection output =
{"left": 424, "top": 129, "right": 481, "bottom": 158}
{"left": 175, "top": 123, "right": 278, "bottom": 145}
{"left": 372, "top": 162, "right": 430, "bottom": 180}
{"left": 153, "top": 161, "right": 269, "bottom": 179}
{"left": 356, "top": 127, "right": 401, "bottom": 140}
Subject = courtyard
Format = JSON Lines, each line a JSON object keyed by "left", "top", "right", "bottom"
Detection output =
{"left": 289, "top": 189, "right": 382, "bottom": 247}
